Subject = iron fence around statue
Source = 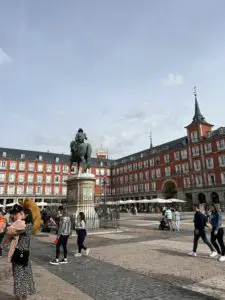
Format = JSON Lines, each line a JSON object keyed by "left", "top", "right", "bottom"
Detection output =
{"left": 67, "top": 202, "right": 120, "bottom": 231}
{"left": 95, "top": 203, "right": 120, "bottom": 229}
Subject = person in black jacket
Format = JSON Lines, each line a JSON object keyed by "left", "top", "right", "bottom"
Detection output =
{"left": 188, "top": 204, "right": 217, "bottom": 257}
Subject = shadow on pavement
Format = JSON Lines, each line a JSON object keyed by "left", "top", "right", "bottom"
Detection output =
{"left": 156, "top": 249, "right": 189, "bottom": 257}
{"left": 0, "top": 291, "right": 14, "bottom": 299}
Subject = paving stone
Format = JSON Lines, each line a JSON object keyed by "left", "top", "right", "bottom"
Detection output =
{"left": 31, "top": 238, "right": 216, "bottom": 300}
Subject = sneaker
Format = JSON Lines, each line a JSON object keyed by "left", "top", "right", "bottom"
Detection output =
{"left": 219, "top": 256, "right": 225, "bottom": 262}
{"left": 210, "top": 251, "right": 218, "bottom": 258}
{"left": 59, "top": 258, "right": 68, "bottom": 264}
{"left": 86, "top": 248, "right": 90, "bottom": 256}
{"left": 74, "top": 253, "right": 82, "bottom": 257}
{"left": 49, "top": 259, "right": 59, "bottom": 265}
{"left": 188, "top": 252, "right": 197, "bottom": 257}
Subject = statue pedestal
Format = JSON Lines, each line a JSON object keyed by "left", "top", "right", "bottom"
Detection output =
{"left": 65, "top": 173, "right": 99, "bottom": 231}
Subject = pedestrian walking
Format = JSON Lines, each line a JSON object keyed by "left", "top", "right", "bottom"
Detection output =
{"left": 209, "top": 204, "right": 225, "bottom": 262}
{"left": 74, "top": 212, "right": 89, "bottom": 257}
{"left": 2, "top": 204, "right": 36, "bottom": 300}
{"left": 188, "top": 204, "right": 217, "bottom": 258}
{"left": 165, "top": 207, "right": 174, "bottom": 231}
{"left": 0, "top": 208, "right": 7, "bottom": 257}
{"left": 174, "top": 207, "right": 180, "bottom": 231}
{"left": 50, "top": 207, "right": 71, "bottom": 265}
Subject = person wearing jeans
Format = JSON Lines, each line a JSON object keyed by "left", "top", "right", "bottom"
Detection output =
{"left": 50, "top": 207, "right": 71, "bottom": 265}
{"left": 210, "top": 204, "right": 225, "bottom": 262}
{"left": 165, "top": 207, "right": 174, "bottom": 231}
{"left": 75, "top": 212, "right": 89, "bottom": 257}
{"left": 174, "top": 207, "right": 180, "bottom": 231}
{"left": 189, "top": 204, "right": 217, "bottom": 258}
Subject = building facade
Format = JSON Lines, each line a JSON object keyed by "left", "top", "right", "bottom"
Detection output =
{"left": 109, "top": 93, "right": 225, "bottom": 209}
{"left": 0, "top": 148, "right": 111, "bottom": 208}
{"left": 1, "top": 93, "right": 225, "bottom": 210}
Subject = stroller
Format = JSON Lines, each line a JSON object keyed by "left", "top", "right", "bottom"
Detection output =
{"left": 158, "top": 216, "right": 170, "bottom": 230}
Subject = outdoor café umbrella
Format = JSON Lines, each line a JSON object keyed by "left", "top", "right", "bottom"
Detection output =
{"left": 169, "top": 198, "right": 186, "bottom": 203}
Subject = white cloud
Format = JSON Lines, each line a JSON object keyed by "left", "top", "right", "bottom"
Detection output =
{"left": 0, "top": 48, "right": 11, "bottom": 65}
{"left": 162, "top": 74, "right": 183, "bottom": 86}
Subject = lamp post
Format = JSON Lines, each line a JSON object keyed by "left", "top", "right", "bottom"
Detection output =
{"left": 103, "top": 178, "right": 106, "bottom": 204}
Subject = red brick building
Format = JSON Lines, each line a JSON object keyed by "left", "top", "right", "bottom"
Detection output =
{"left": 0, "top": 148, "right": 111, "bottom": 208}
{"left": 109, "top": 92, "right": 225, "bottom": 209}
{"left": 1, "top": 92, "right": 225, "bottom": 210}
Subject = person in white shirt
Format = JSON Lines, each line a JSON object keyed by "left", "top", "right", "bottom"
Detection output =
{"left": 74, "top": 212, "right": 89, "bottom": 257}
{"left": 174, "top": 207, "right": 180, "bottom": 231}
{"left": 165, "top": 207, "right": 174, "bottom": 231}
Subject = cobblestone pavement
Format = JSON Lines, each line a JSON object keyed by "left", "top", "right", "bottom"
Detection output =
{"left": 0, "top": 213, "right": 223, "bottom": 299}
{"left": 30, "top": 239, "right": 215, "bottom": 300}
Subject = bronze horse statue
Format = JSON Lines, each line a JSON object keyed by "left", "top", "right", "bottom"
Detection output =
{"left": 70, "top": 140, "right": 92, "bottom": 174}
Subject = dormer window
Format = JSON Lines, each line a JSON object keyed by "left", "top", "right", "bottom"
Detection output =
{"left": 55, "top": 157, "right": 59, "bottom": 163}
{"left": 38, "top": 155, "right": 43, "bottom": 161}
{"left": 21, "top": 153, "right": 25, "bottom": 159}
{"left": 2, "top": 152, "right": 7, "bottom": 158}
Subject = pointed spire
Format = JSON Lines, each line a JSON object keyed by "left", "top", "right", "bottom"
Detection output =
{"left": 193, "top": 86, "right": 205, "bottom": 122}
{"left": 149, "top": 129, "right": 153, "bottom": 149}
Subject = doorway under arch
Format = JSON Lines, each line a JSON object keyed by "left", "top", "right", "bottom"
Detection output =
{"left": 163, "top": 180, "right": 177, "bottom": 199}
{"left": 211, "top": 192, "right": 220, "bottom": 204}
{"left": 198, "top": 193, "right": 206, "bottom": 204}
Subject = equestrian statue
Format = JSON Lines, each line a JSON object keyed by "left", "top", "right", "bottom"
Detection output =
{"left": 70, "top": 128, "right": 92, "bottom": 174}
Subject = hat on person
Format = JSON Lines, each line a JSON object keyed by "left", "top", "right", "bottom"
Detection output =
{"left": 9, "top": 204, "right": 23, "bottom": 215}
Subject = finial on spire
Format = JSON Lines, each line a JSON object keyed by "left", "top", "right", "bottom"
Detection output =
{"left": 193, "top": 86, "right": 197, "bottom": 98}
{"left": 192, "top": 86, "right": 205, "bottom": 123}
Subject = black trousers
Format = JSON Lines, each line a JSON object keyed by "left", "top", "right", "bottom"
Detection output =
{"left": 211, "top": 228, "right": 225, "bottom": 256}
{"left": 0, "top": 233, "right": 4, "bottom": 256}
{"left": 56, "top": 235, "right": 69, "bottom": 259}
{"left": 77, "top": 229, "right": 87, "bottom": 253}
{"left": 193, "top": 229, "right": 214, "bottom": 253}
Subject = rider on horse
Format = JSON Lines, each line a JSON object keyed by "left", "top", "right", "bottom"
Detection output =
{"left": 75, "top": 128, "right": 87, "bottom": 146}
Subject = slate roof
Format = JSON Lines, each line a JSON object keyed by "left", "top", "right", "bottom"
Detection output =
{"left": 114, "top": 136, "right": 188, "bottom": 164}
{"left": 0, "top": 147, "right": 113, "bottom": 167}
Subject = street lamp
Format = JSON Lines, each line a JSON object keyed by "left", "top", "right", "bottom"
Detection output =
{"left": 102, "top": 178, "right": 106, "bottom": 204}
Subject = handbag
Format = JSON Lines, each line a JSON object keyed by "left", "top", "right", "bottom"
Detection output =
{"left": 11, "top": 248, "right": 29, "bottom": 265}
{"left": 54, "top": 237, "right": 59, "bottom": 246}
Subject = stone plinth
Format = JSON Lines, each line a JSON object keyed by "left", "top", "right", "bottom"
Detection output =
{"left": 65, "top": 173, "right": 99, "bottom": 230}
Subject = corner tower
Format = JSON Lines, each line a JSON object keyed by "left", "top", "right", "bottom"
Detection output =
{"left": 185, "top": 87, "right": 213, "bottom": 143}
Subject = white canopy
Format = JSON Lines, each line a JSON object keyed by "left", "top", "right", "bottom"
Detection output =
{"left": 136, "top": 199, "right": 152, "bottom": 204}
{"left": 0, "top": 204, "right": 4, "bottom": 208}
{"left": 148, "top": 198, "right": 172, "bottom": 204}
{"left": 36, "top": 202, "right": 48, "bottom": 206}
{"left": 169, "top": 198, "right": 186, "bottom": 203}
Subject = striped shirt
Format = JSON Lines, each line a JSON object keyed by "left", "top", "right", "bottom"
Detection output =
{"left": 58, "top": 216, "right": 71, "bottom": 236}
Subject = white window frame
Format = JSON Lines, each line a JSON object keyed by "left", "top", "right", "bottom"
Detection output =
{"left": 19, "top": 162, "right": 25, "bottom": 171}
{"left": 206, "top": 157, "right": 214, "bottom": 169}
{"left": 217, "top": 139, "right": 225, "bottom": 151}
{"left": 204, "top": 143, "right": 212, "bottom": 154}
{"left": 0, "top": 161, "right": 6, "bottom": 169}
{"left": 219, "top": 155, "right": 225, "bottom": 167}
{"left": 28, "top": 163, "right": 34, "bottom": 172}
{"left": 10, "top": 161, "right": 16, "bottom": 170}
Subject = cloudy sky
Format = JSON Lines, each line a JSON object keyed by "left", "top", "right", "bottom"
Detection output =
{"left": 0, "top": 1, "right": 224, "bottom": 158}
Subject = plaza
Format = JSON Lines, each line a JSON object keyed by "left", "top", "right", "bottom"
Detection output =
{"left": 1, "top": 213, "right": 225, "bottom": 299}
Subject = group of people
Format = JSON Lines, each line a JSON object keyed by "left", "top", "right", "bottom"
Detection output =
{"left": 0, "top": 201, "right": 89, "bottom": 300}
{"left": 189, "top": 204, "right": 225, "bottom": 262}
{"left": 160, "top": 207, "right": 181, "bottom": 231}
{"left": 49, "top": 206, "right": 89, "bottom": 265}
